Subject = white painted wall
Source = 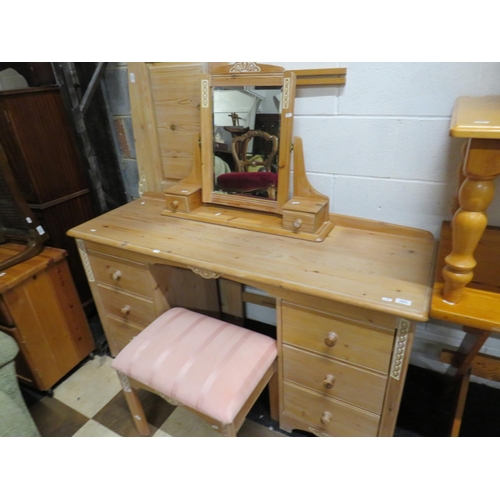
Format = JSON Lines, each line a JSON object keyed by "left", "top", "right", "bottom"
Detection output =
{"left": 246, "top": 62, "right": 500, "bottom": 382}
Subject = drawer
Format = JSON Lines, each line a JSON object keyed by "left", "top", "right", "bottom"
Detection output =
{"left": 88, "top": 251, "right": 157, "bottom": 298}
{"left": 282, "top": 302, "right": 394, "bottom": 373}
{"left": 283, "top": 381, "right": 380, "bottom": 437}
{"left": 97, "top": 284, "right": 156, "bottom": 327}
{"left": 283, "top": 345, "right": 387, "bottom": 414}
{"left": 103, "top": 315, "right": 145, "bottom": 356}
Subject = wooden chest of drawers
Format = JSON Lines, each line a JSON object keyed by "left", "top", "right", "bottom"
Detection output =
{"left": 279, "top": 301, "right": 411, "bottom": 437}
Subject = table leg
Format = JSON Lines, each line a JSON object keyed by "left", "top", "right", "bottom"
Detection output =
{"left": 450, "top": 368, "right": 471, "bottom": 437}
{"left": 442, "top": 138, "right": 500, "bottom": 304}
{"left": 446, "top": 326, "right": 490, "bottom": 437}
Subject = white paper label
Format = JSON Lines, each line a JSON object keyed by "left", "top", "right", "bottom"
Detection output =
{"left": 130, "top": 73, "right": 135, "bottom": 83}
{"left": 36, "top": 225, "right": 45, "bottom": 235}
{"left": 382, "top": 297, "right": 393, "bottom": 302}
{"left": 395, "top": 298, "right": 412, "bottom": 306}
{"left": 26, "top": 217, "right": 32, "bottom": 223}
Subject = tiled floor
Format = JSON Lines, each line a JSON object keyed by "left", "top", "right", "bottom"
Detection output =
{"left": 21, "top": 349, "right": 500, "bottom": 438}
{"left": 24, "top": 355, "right": 287, "bottom": 438}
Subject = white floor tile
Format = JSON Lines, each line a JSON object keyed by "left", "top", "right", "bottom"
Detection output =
{"left": 53, "top": 355, "right": 122, "bottom": 418}
{"left": 73, "top": 420, "right": 121, "bottom": 437}
{"left": 152, "top": 428, "right": 173, "bottom": 437}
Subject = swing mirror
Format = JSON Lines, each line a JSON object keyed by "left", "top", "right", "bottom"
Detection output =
{"left": 200, "top": 63, "right": 296, "bottom": 214}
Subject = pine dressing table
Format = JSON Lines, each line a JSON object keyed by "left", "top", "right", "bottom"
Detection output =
{"left": 68, "top": 63, "right": 436, "bottom": 437}
{"left": 68, "top": 196, "right": 435, "bottom": 436}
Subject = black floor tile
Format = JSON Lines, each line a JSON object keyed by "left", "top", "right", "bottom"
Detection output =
{"left": 29, "top": 398, "right": 89, "bottom": 437}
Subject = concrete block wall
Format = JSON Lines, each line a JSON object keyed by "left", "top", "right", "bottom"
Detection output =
{"left": 274, "top": 62, "right": 500, "bottom": 383}
{"left": 276, "top": 62, "right": 500, "bottom": 237}
{"left": 105, "top": 62, "right": 500, "bottom": 383}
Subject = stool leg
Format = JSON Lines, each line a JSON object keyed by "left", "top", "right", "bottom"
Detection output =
{"left": 116, "top": 371, "right": 151, "bottom": 437}
{"left": 222, "top": 422, "right": 237, "bottom": 437}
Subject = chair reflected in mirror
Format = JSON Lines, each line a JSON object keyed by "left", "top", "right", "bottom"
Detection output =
{"left": 216, "top": 130, "right": 279, "bottom": 200}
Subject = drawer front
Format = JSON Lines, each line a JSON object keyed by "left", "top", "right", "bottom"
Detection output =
{"left": 103, "top": 315, "right": 145, "bottom": 356}
{"left": 97, "top": 284, "right": 156, "bottom": 327}
{"left": 164, "top": 194, "right": 189, "bottom": 213}
{"left": 283, "top": 382, "right": 380, "bottom": 437}
{"left": 282, "top": 302, "right": 394, "bottom": 373}
{"left": 283, "top": 210, "right": 318, "bottom": 233}
{"left": 88, "top": 251, "right": 156, "bottom": 298}
{"left": 283, "top": 345, "right": 387, "bottom": 414}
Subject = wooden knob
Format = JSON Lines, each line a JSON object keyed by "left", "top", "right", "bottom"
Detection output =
{"left": 320, "top": 411, "right": 332, "bottom": 425}
{"left": 111, "top": 270, "right": 122, "bottom": 280}
{"left": 120, "top": 305, "right": 131, "bottom": 315}
{"left": 323, "top": 374, "right": 335, "bottom": 389}
{"left": 293, "top": 218, "right": 302, "bottom": 229}
{"left": 170, "top": 200, "right": 179, "bottom": 210}
{"left": 324, "top": 332, "right": 338, "bottom": 347}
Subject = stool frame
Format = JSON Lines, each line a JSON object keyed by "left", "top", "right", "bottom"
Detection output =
{"left": 116, "top": 359, "right": 279, "bottom": 437}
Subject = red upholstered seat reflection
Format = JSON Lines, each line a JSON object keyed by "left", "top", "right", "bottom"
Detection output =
{"left": 217, "top": 172, "right": 277, "bottom": 193}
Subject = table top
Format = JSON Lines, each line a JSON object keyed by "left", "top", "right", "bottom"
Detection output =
{"left": 68, "top": 196, "right": 436, "bottom": 322}
{"left": 450, "top": 96, "right": 500, "bottom": 139}
{"left": 431, "top": 222, "right": 500, "bottom": 331}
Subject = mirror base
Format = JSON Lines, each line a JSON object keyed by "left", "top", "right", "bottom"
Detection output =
{"left": 160, "top": 204, "right": 334, "bottom": 243}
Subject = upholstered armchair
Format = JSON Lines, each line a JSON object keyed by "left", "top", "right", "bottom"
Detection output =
{"left": 0, "top": 331, "right": 40, "bottom": 437}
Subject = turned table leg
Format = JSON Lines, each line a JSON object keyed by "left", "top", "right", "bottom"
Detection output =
{"left": 442, "top": 138, "right": 500, "bottom": 304}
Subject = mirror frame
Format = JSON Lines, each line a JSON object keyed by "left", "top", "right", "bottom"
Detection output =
{"left": 200, "top": 63, "right": 296, "bottom": 214}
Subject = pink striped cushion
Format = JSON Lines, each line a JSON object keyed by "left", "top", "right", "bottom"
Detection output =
{"left": 111, "top": 308, "right": 277, "bottom": 424}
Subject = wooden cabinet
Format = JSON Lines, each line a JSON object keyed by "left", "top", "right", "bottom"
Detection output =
{"left": 0, "top": 244, "right": 95, "bottom": 391}
{"left": 0, "top": 86, "right": 95, "bottom": 311}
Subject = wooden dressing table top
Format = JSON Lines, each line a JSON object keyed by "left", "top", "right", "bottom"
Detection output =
{"left": 68, "top": 196, "right": 436, "bottom": 322}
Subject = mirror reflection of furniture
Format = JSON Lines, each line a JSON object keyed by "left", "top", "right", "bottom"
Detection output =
{"left": 223, "top": 124, "right": 249, "bottom": 161}
{"left": 217, "top": 130, "right": 279, "bottom": 200}
{"left": 0, "top": 144, "right": 48, "bottom": 271}
{"left": 162, "top": 63, "right": 345, "bottom": 242}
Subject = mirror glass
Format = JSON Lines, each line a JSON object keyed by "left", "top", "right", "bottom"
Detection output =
{"left": 212, "top": 85, "right": 282, "bottom": 201}
{"left": 200, "top": 65, "right": 294, "bottom": 214}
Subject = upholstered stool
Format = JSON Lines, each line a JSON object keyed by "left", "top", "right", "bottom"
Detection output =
{"left": 111, "top": 307, "right": 278, "bottom": 436}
